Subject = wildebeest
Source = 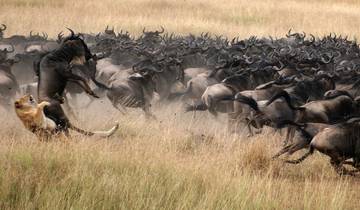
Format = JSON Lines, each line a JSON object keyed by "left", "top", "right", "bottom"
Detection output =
{"left": 0, "top": 58, "right": 19, "bottom": 108}
{"left": 285, "top": 118, "right": 360, "bottom": 176}
{"left": 0, "top": 24, "right": 6, "bottom": 40}
{"left": 37, "top": 28, "right": 117, "bottom": 136}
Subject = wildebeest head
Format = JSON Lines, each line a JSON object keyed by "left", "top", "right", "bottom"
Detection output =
{"left": 0, "top": 24, "right": 6, "bottom": 40}
{"left": 104, "top": 25, "right": 116, "bottom": 37}
{"left": 0, "top": 45, "right": 14, "bottom": 62}
{"left": 28, "top": 31, "right": 48, "bottom": 41}
{"left": 141, "top": 27, "right": 165, "bottom": 44}
{"left": 60, "top": 28, "right": 93, "bottom": 62}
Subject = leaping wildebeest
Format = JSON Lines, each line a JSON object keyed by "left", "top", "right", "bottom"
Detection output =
{"left": 37, "top": 28, "right": 118, "bottom": 137}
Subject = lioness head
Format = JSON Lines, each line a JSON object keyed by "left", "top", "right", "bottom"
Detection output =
{"left": 14, "top": 95, "right": 37, "bottom": 110}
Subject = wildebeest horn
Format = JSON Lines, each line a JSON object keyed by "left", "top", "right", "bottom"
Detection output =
{"left": 57, "top": 31, "right": 64, "bottom": 43}
{"left": 142, "top": 27, "right": 146, "bottom": 34}
{"left": 321, "top": 53, "right": 333, "bottom": 64}
{"left": 29, "top": 31, "right": 33, "bottom": 37}
{"left": 66, "top": 28, "right": 76, "bottom": 38}
{"left": 105, "top": 25, "right": 109, "bottom": 31}
{"left": 245, "top": 56, "right": 254, "bottom": 64}
{"left": 42, "top": 32, "right": 48, "bottom": 40}
{"left": 286, "top": 29, "right": 292, "bottom": 38}
{"left": 0, "top": 24, "right": 6, "bottom": 31}
{"left": 309, "top": 34, "right": 315, "bottom": 43}
{"left": 300, "top": 31, "right": 306, "bottom": 39}
{"left": 158, "top": 26, "right": 165, "bottom": 34}
{"left": 273, "top": 61, "right": 285, "bottom": 71}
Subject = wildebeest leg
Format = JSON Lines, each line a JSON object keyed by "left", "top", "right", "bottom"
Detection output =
{"left": 273, "top": 139, "right": 309, "bottom": 160}
{"left": 63, "top": 72, "right": 99, "bottom": 98}
{"left": 289, "top": 126, "right": 296, "bottom": 144}
{"left": 246, "top": 119, "right": 254, "bottom": 137}
{"left": 272, "top": 144, "right": 293, "bottom": 159}
{"left": 62, "top": 95, "right": 77, "bottom": 120}
{"left": 284, "top": 127, "right": 291, "bottom": 146}
{"left": 285, "top": 146, "right": 314, "bottom": 164}
{"left": 142, "top": 103, "right": 156, "bottom": 120}
{"left": 208, "top": 108, "right": 218, "bottom": 117}
{"left": 330, "top": 159, "right": 355, "bottom": 176}
{"left": 227, "top": 112, "right": 238, "bottom": 133}
{"left": 254, "top": 120, "right": 262, "bottom": 135}
{"left": 342, "top": 160, "right": 360, "bottom": 174}
{"left": 44, "top": 100, "right": 71, "bottom": 136}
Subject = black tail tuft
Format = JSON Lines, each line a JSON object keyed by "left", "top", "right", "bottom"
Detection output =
{"left": 266, "top": 90, "right": 304, "bottom": 111}
{"left": 234, "top": 93, "right": 259, "bottom": 111}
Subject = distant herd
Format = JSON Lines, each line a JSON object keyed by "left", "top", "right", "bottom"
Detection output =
{"left": 1, "top": 24, "right": 360, "bottom": 175}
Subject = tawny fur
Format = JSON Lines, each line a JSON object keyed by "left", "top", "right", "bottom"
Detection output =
{"left": 14, "top": 95, "right": 57, "bottom": 141}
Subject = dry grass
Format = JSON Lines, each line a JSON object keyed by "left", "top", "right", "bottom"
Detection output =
{"left": 1, "top": 99, "right": 360, "bottom": 209}
{"left": 1, "top": 0, "right": 360, "bottom": 38}
{"left": 1, "top": 0, "right": 360, "bottom": 209}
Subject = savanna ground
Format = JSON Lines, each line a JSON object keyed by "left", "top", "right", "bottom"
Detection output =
{"left": 1, "top": 0, "right": 360, "bottom": 209}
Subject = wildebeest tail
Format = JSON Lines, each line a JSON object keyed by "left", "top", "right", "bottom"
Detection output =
{"left": 234, "top": 93, "right": 259, "bottom": 111}
{"left": 265, "top": 90, "right": 305, "bottom": 110}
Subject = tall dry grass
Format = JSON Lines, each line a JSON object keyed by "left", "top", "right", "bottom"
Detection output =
{"left": 1, "top": 0, "right": 360, "bottom": 209}
{"left": 1, "top": 0, "right": 360, "bottom": 38}
{"left": 1, "top": 99, "right": 360, "bottom": 209}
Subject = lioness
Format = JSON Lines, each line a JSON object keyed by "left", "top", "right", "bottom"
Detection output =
{"left": 14, "top": 95, "right": 119, "bottom": 141}
{"left": 14, "top": 95, "right": 57, "bottom": 141}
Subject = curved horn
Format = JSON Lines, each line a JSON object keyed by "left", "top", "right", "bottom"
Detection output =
{"left": 273, "top": 61, "right": 285, "bottom": 71}
{"left": 142, "top": 27, "right": 146, "bottom": 34}
{"left": 286, "top": 28, "right": 292, "bottom": 38}
{"left": 57, "top": 31, "right": 64, "bottom": 43}
{"left": 309, "top": 34, "right": 315, "bottom": 43}
{"left": 0, "top": 24, "right": 6, "bottom": 31}
{"left": 300, "top": 31, "right": 306, "bottom": 39}
{"left": 245, "top": 56, "right": 254, "bottom": 64}
{"left": 66, "top": 27, "right": 75, "bottom": 37}
{"left": 321, "top": 53, "right": 334, "bottom": 64}
{"left": 158, "top": 26, "right": 165, "bottom": 34}
{"left": 29, "top": 31, "right": 33, "bottom": 37}
{"left": 42, "top": 32, "right": 48, "bottom": 40}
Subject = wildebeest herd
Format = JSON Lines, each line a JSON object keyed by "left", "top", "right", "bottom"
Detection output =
{"left": 1, "top": 24, "right": 360, "bottom": 176}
